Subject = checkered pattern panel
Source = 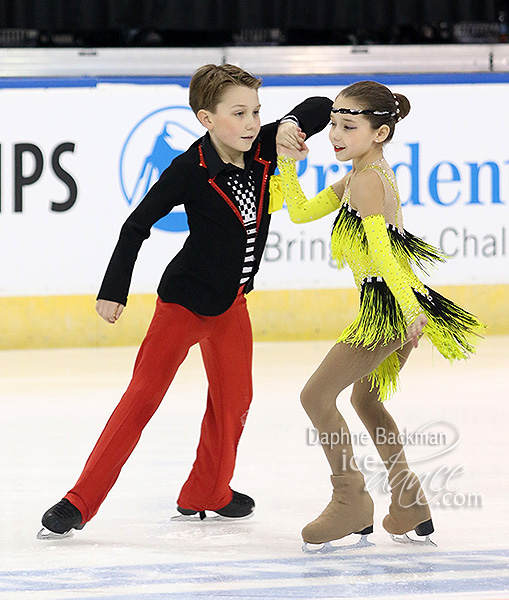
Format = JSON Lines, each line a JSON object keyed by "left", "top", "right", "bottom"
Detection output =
{"left": 227, "top": 173, "right": 257, "bottom": 223}
{"left": 227, "top": 172, "right": 258, "bottom": 286}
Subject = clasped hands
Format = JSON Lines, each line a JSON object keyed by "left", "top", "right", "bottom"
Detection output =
{"left": 276, "top": 122, "right": 308, "bottom": 161}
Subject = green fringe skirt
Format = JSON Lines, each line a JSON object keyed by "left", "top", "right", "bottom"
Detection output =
{"left": 337, "top": 278, "right": 485, "bottom": 402}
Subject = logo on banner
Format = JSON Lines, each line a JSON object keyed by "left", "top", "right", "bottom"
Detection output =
{"left": 119, "top": 106, "right": 202, "bottom": 232}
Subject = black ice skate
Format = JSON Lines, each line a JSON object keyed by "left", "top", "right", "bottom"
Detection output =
{"left": 173, "top": 490, "right": 255, "bottom": 521}
{"left": 37, "top": 498, "right": 85, "bottom": 540}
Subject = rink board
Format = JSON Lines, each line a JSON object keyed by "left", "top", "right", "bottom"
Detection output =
{"left": 0, "top": 284, "right": 505, "bottom": 349}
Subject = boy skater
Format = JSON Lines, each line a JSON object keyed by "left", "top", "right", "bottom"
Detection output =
{"left": 39, "top": 64, "right": 332, "bottom": 538}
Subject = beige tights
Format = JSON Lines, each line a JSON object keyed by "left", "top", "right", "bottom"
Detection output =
{"left": 301, "top": 338, "right": 412, "bottom": 476}
{"left": 301, "top": 339, "right": 431, "bottom": 539}
{"left": 350, "top": 343, "right": 414, "bottom": 485}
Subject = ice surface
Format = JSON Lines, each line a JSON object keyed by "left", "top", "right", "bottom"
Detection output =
{"left": 1, "top": 337, "right": 508, "bottom": 599}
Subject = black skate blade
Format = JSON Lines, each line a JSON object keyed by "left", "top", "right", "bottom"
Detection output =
{"left": 171, "top": 511, "right": 254, "bottom": 523}
{"left": 171, "top": 512, "right": 209, "bottom": 522}
{"left": 390, "top": 532, "right": 437, "bottom": 547}
{"left": 302, "top": 533, "right": 375, "bottom": 554}
{"left": 37, "top": 527, "right": 74, "bottom": 540}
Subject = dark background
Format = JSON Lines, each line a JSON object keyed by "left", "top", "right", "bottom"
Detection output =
{"left": 0, "top": 0, "right": 508, "bottom": 46}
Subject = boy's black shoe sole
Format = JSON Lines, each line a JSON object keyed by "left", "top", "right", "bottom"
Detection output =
{"left": 176, "top": 490, "right": 255, "bottom": 520}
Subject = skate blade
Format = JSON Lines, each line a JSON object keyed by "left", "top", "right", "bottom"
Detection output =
{"left": 390, "top": 533, "right": 437, "bottom": 547}
{"left": 302, "top": 533, "right": 375, "bottom": 554}
{"left": 171, "top": 512, "right": 254, "bottom": 523}
{"left": 36, "top": 527, "right": 74, "bottom": 540}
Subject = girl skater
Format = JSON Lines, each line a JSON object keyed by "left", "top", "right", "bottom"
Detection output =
{"left": 272, "top": 80, "right": 484, "bottom": 549}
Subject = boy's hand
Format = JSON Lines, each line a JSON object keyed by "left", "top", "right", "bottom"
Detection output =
{"left": 276, "top": 122, "right": 306, "bottom": 153}
{"left": 96, "top": 299, "right": 124, "bottom": 324}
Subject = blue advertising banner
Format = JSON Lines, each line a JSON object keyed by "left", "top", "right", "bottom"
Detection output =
{"left": 0, "top": 76, "right": 507, "bottom": 299}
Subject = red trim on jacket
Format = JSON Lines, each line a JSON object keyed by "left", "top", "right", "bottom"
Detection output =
{"left": 198, "top": 144, "right": 206, "bottom": 168}
{"left": 199, "top": 141, "right": 269, "bottom": 231}
{"left": 199, "top": 143, "right": 244, "bottom": 227}
{"left": 208, "top": 177, "right": 245, "bottom": 228}
{"left": 253, "top": 144, "right": 270, "bottom": 230}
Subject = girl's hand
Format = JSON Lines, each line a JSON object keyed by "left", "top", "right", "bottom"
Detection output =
{"left": 276, "top": 141, "right": 309, "bottom": 161}
{"left": 276, "top": 122, "right": 307, "bottom": 153}
{"left": 406, "top": 313, "right": 427, "bottom": 348}
{"left": 96, "top": 299, "right": 124, "bottom": 324}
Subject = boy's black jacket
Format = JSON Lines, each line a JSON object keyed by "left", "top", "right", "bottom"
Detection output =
{"left": 98, "top": 96, "right": 332, "bottom": 316}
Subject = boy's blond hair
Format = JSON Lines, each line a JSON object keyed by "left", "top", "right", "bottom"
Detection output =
{"left": 189, "top": 64, "right": 261, "bottom": 115}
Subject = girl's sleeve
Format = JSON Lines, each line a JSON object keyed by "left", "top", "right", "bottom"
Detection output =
{"left": 362, "top": 213, "right": 423, "bottom": 325}
{"left": 270, "top": 156, "right": 340, "bottom": 222}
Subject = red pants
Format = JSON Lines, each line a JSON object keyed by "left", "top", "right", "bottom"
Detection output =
{"left": 65, "top": 291, "right": 253, "bottom": 523}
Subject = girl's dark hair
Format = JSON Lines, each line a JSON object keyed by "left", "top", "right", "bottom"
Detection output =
{"left": 338, "top": 81, "right": 410, "bottom": 142}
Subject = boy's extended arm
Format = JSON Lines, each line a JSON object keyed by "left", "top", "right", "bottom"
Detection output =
{"left": 262, "top": 96, "right": 332, "bottom": 147}
{"left": 283, "top": 96, "right": 333, "bottom": 138}
{"left": 97, "top": 158, "right": 185, "bottom": 307}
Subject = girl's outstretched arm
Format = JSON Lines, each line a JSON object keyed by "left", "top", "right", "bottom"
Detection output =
{"left": 351, "top": 170, "right": 427, "bottom": 347}
{"left": 273, "top": 154, "right": 343, "bottom": 223}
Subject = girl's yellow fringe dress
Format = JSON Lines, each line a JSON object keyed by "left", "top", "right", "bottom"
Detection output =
{"left": 272, "top": 157, "right": 485, "bottom": 402}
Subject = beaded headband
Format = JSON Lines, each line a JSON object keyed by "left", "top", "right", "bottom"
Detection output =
{"left": 332, "top": 107, "right": 397, "bottom": 118}
{"left": 333, "top": 94, "right": 402, "bottom": 121}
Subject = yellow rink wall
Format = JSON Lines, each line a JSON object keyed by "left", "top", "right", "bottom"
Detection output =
{"left": 0, "top": 284, "right": 505, "bottom": 350}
